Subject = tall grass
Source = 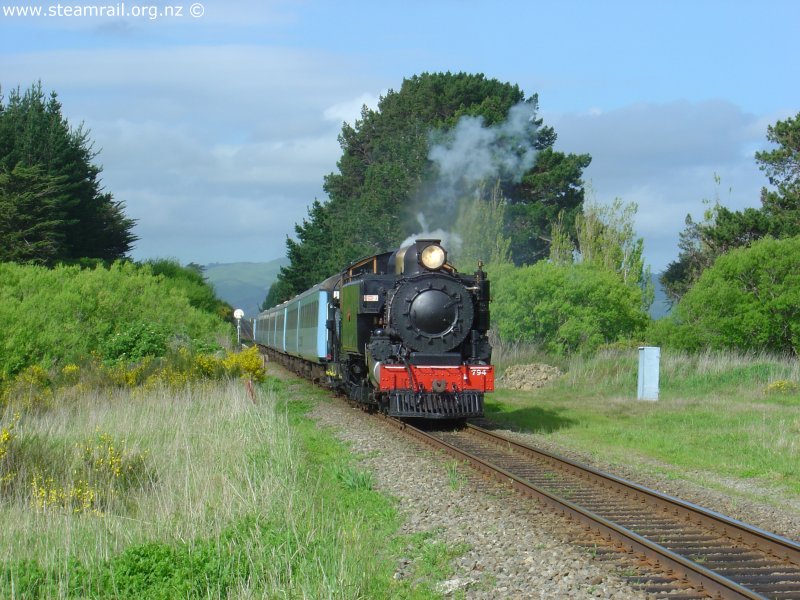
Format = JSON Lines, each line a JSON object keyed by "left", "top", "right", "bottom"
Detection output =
{"left": 2, "top": 383, "right": 272, "bottom": 577}
{"left": 0, "top": 379, "right": 439, "bottom": 598}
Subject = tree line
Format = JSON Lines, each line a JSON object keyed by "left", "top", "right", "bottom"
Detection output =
{"left": 0, "top": 82, "right": 234, "bottom": 382}
{"left": 268, "top": 71, "right": 800, "bottom": 355}
{"left": 652, "top": 112, "right": 800, "bottom": 355}
{"left": 660, "top": 113, "right": 800, "bottom": 303}
{"left": 3, "top": 75, "right": 797, "bottom": 357}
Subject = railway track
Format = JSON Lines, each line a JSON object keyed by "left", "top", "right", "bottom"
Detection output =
{"left": 383, "top": 418, "right": 800, "bottom": 599}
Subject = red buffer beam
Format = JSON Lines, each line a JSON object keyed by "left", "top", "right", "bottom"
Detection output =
{"left": 378, "top": 364, "right": 494, "bottom": 393}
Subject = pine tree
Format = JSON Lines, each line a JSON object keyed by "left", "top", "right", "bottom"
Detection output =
{"left": 0, "top": 165, "right": 69, "bottom": 263}
{"left": 661, "top": 113, "right": 800, "bottom": 302}
{"left": 0, "top": 82, "right": 136, "bottom": 264}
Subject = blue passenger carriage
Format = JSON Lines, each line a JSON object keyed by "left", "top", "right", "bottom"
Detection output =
{"left": 253, "top": 275, "right": 338, "bottom": 380}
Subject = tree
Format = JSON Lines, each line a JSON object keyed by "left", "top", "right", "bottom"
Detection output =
{"left": 550, "top": 198, "right": 653, "bottom": 310}
{"left": 756, "top": 111, "right": 800, "bottom": 236}
{"left": 0, "top": 165, "right": 70, "bottom": 264}
{"left": 0, "top": 82, "right": 136, "bottom": 264}
{"left": 505, "top": 146, "right": 592, "bottom": 264}
{"left": 548, "top": 211, "right": 573, "bottom": 266}
{"left": 276, "top": 199, "right": 335, "bottom": 295}
{"left": 661, "top": 197, "right": 772, "bottom": 304}
{"left": 452, "top": 182, "right": 512, "bottom": 270}
{"left": 673, "top": 236, "right": 800, "bottom": 355}
{"left": 269, "top": 72, "right": 591, "bottom": 303}
{"left": 261, "top": 277, "right": 294, "bottom": 311}
{"left": 490, "top": 261, "right": 649, "bottom": 354}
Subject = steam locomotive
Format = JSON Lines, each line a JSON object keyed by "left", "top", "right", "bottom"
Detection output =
{"left": 251, "top": 239, "right": 494, "bottom": 419}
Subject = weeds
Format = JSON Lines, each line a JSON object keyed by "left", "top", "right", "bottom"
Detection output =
{"left": 0, "top": 346, "right": 267, "bottom": 413}
{"left": 0, "top": 376, "right": 456, "bottom": 598}
{"left": 445, "top": 460, "right": 467, "bottom": 490}
{"left": 0, "top": 414, "right": 18, "bottom": 492}
{"left": 765, "top": 379, "right": 799, "bottom": 395}
{"left": 335, "top": 465, "right": 375, "bottom": 491}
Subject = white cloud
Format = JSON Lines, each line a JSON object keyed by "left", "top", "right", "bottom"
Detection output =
{"left": 5, "top": 38, "right": 790, "bottom": 273}
{"left": 323, "top": 92, "right": 382, "bottom": 126}
{"left": 210, "top": 136, "right": 340, "bottom": 185}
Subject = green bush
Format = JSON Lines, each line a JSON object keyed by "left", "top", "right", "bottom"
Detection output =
{"left": 101, "top": 322, "right": 170, "bottom": 363}
{"left": 490, "top": 261, "right": 649, "bottom": 354}
{"left": 670, "top": 236, "right": 800, "bottom": 354}
{"left": 0, "top": 261, "right": 230, "bottom": 379}
{"left": 644, "top": 316, "right": 701, "bottom": 352}
{"left": 143, "top": 259, "right": 231, "bottom": 320}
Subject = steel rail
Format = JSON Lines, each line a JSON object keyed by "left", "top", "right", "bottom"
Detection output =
{"left": 383, "top": 417, "right": 800, "bottom": 600}
{"left": 465, "top": 423, "right": 800, "bottom": 567}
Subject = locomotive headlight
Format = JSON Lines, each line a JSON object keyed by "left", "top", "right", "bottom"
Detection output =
{"left": 419, "top": 244, "right": 446, "bottom": 270}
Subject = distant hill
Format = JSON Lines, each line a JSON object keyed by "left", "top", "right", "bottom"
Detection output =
{"left": 203, "top": 258, "right": 289, "bottom": 317}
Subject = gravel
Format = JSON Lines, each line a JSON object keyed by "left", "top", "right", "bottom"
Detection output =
{"left": 486, "top": 423, "right": 800, "bottom": 543}
{"left": 489, "top": 364, "right": 800, "bottom": 542}
{"left": 308, "top": 400, "right": 654, "bottom": 599}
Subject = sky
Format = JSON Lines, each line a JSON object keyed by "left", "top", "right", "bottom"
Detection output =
{"left": 1, "top": 0, "right": 798, "bottom": 273}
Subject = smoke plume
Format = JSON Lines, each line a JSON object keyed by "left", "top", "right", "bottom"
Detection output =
{"left": 401, "top": 213, "right": 463, "bottom": 253}
{"left": 428, "top": 101, "right": 539, "bottom": 193}
{"left": 404, "top": 101, "right": 540, "bottom": 251}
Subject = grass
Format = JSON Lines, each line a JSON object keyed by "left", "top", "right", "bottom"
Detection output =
{"left": 0, "top": 376, "right": 462, "bottom": 598}
{"left": 487, "top": 347, "right": 800, "bottom": 504}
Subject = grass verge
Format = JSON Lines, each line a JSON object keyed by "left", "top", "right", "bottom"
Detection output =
{"left": 487, "top": 348, "right": 800, "bottom": 505}
{"left": 0, "top": 376, "right": 458, "bottom": 598}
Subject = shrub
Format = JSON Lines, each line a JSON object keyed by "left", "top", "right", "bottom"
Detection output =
{"left": 60, "top": 363, "right": 80, "bottom": 384}
{"left": 0, "top": 346, "right": 267, "bottom": 417}
{"left": 674, "top": 236, "right": 800, "bottom": 354}
{"left": 101, "top": 322, "right": 170, "bottom": 363}
{"left": 80, "top": 430, "right": 150, "bottom": 491}
{"left": 644, "top": 316, "right": 702, "bottom": 352}
{"left": 765, "top": 379, "right": 799, "bottom": 395}
{"left": 0, "top": 261, "right": 231, "bottom": 379}
{"left": 143, "top": 259, "right": 232, "bottom": 320}
{"left": 29, "top": 474, "right": 102, "bottom": 514}
{"left": 490, "top": 261, "right": 649, "bottom": 354}
{"left": 0, "top": 364, "right": 53, "bottom": 411}
{"left": 220, "top": 345, "right": 265, "bottom": 382}
{"left": 0, "top": 414, "right": 18, "bottom": 492}
{"left": 22, "top": 429, "right": 151, "bottom": 515}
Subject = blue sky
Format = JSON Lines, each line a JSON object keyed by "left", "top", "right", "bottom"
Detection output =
{"left": 1, "top": 0, "right": 798, "bottom": 272}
